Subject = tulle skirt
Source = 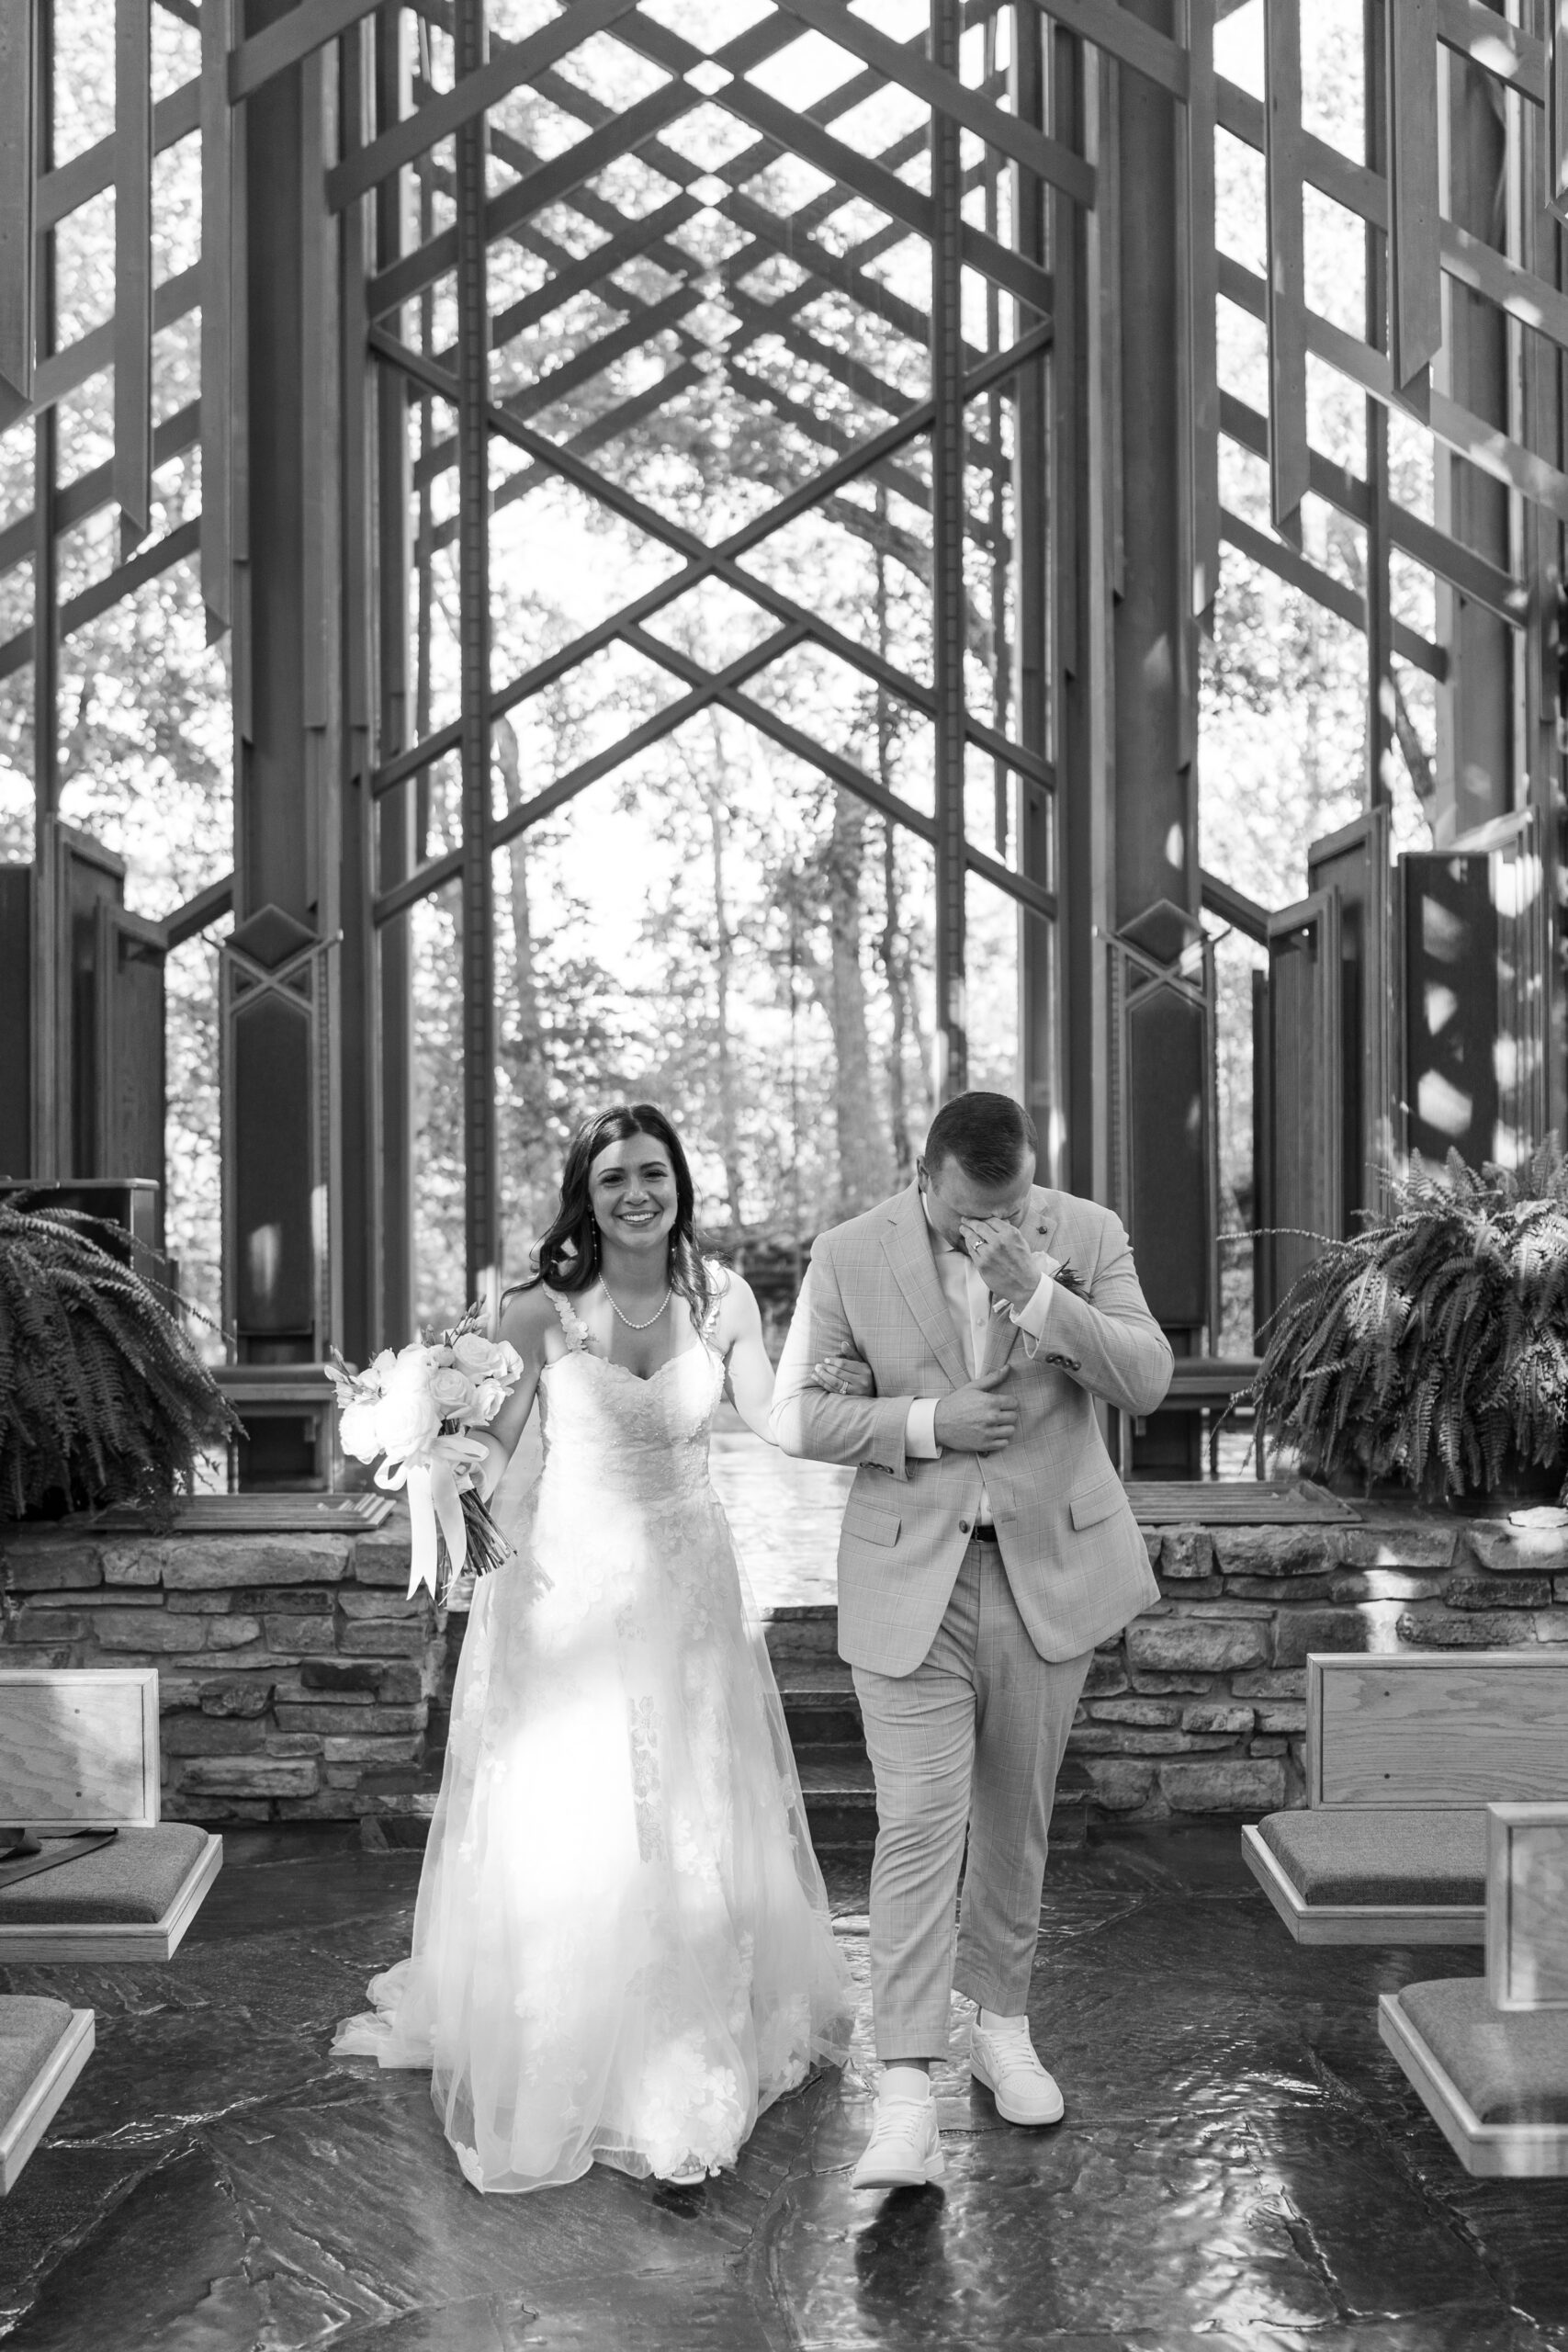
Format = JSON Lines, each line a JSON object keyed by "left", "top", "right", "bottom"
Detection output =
{"left": 332, "top": 1465, "right": 852, "bottom": 2191}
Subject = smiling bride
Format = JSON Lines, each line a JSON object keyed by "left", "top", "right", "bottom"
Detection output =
{"left": 332, "top": 1103, "right": 857, "bottom": 2192}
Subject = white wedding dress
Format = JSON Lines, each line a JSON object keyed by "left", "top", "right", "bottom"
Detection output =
{"left": 332, "top": 1286, "right": 852, "bottom": 2192}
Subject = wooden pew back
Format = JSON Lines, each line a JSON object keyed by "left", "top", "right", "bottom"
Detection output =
{"left": 1486, "top": 1802, "right": 1568, "bottom": 2011}
{"left": 1309, "top": 1654, "right": 1568, "bottom": 1810}
{"left": 0, "top": 1670, "right": 160, "bottom": 1833}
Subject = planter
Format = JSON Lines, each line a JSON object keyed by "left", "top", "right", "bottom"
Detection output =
{"left": 1324, "top": 1452, "right": 1567, "bottom": 1515}
{"left": 1254, "top": 1146, "right": 1568, "bottom": 1512}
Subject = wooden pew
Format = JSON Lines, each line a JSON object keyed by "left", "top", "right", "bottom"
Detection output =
{"left": 1241, "top": 1653, "right": 1568, "bottom": 1944}
{"left": 0, "top": 1998, "right": 94, "bottom": 2194}
{"left": 0, "top": 1669, "right": 222, "bottom": 1962}
{"left": 1380, "top": 1802, "right": 1568, "bottom": 2178}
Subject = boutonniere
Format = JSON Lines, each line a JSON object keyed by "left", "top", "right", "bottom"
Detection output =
{"left": 1053, "top": 1264, "right": 1084, "bottom": 1293}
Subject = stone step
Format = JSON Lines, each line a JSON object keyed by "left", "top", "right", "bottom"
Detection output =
{"left": 775, "top": 1657, "right": 863, "bottom": 1749}
{"left": 761, "top": 1606, "right": 840, "bottom": 1661}
{"left": 795, "top": 1745, "right": 878, "bottom": 1851}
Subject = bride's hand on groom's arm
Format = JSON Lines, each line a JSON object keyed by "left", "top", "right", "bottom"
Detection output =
{"left": 811, "top": 1352, "right": 875, "bottom": 1397}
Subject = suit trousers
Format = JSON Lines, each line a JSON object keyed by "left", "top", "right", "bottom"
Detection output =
{"left": 852, "top": 1540, "right": 1093, "bottom": 2059}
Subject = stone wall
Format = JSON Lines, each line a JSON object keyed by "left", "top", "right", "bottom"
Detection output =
{"left": 0, "top": 1510, "right": 454, "bottom": 1825}
{"left": 5, "top": 1502, "right": 1568, "bottom": 1826}
{"left": 1065, "top": 1510, "right": 1568, "bottom": 1821}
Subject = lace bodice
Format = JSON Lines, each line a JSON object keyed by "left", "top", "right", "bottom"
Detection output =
{"left": 537, "top": 1287, "right": 724, "bottom": 1504}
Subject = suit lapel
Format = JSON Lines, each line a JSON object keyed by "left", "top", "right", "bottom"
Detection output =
{"left": 880, "top": 1185, "right": 973, "bottom": 1391}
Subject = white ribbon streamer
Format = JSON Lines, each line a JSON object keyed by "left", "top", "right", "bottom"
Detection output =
{"left": 376, "top": 1432, "right": 489, "bottom": 1599}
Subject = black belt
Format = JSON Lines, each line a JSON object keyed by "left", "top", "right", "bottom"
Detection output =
{"left": 970, "top": 1522, "right": 999, "bottom": 1544}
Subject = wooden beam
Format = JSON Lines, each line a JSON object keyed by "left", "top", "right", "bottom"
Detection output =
{"left": 1219, "top": 504, "right": 1448, "bottom": 680}
{"left": 1185, "top": 0, "right": 1219, "bottom": 619}
{"left": 115, "top": 0, "right": 154, "bottom": 557}
{"left": 367, "top": 78, "right": 691, "bottom": 317}
{"left": 1026, "top": 0, "right": 1188, "bottom": 101}
{"left": 1218, "top": 250, "right": 1568, "bottom": 526}
{"left": 776, "top": 0, "right": 1095, "bottom": 211}
{"left": 0, "top": 517, "right": 202, "bottom": 682}
{"left": 163, "top": 870, "right": 235, "bottom": 949}
{"left": 727, "top": 75, "right": 1055, "bottom": 315}
{"left": 324, "top": 0, "right": 641, "bottom": 207}
{"left": 1199, "top": 867, "right": 1270, "bottom": 944}
{"left": 200, "top": 0, "right": 232, "bottom": 634}
{"left": 0, "top": 398, "right": 201, "bottom": 577}
{"left": 229, "top": 0, "right": 379, "bottom": 101}
{"left": 1387, "top": 0, "right": 1441, "bottom": 390}
{"left": 370, "top": 318, "right": 1054, "bottom": 786}
{"left": 37, "top": 74, "right": 198, "bottom": 232}
{"left": 0, "top": 0, "right": 36, "bottom": 430}
{"left": 1549, "top": 0, "right": 1568, "bottom": 220}
{"left": 1435, "top": 0, "right": 1545, "bottom": 107}
{"left": 1263, "top": 0, "right": 1308, "bottom": 535}
{"left": 22, "top": 263, "right": 199, "bottom": 424}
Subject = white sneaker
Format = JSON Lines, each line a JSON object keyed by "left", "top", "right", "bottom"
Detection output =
{"left": 850, "top": 2092, "right": 945, "bottom": 2190}
{"left": 969, "top": 2017, "right": 1065, "bottom": 2126}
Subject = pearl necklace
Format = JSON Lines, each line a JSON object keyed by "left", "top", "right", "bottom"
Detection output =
{"left": 602, "top": 1281, "right": 671, "bottom": 1332}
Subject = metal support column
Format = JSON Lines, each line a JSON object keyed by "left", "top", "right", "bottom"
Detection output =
{"left": 931, "top": 0, "right": 967, "bottom": 1102}
{"left": 1434, "top": 34, "right": 1512, "bottom": 841}
{"left": 455, "top": 0, "right": 498, "bottom": 1306}
{"left": 374, "top": 0, "right": 415, "bottom": 1345}
{"left": 29, "top": 0, "right": 58, "bottom": 1183}
{"left": 1013, "top": 1, "right": 1057, "bottom": 1174}
{"left": 337, "top": 18, "right": 378, "bottom": 1363}
{"left": 1051, "top": 18, "right": 1099, "bottom": 1202}
{"left": 1365, "top": 0, "right": 1394, "bottom": 811}
{"left": 226, "top": 0, "right": 339, "bottom": 1384}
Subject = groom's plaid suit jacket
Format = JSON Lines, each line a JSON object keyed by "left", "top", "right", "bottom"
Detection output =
{"left": 770, "top": 1182, "right": 1171, "bottom": 1675}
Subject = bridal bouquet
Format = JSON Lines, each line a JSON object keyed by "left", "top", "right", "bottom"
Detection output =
{"left": 329, "top": 1308, "right": 523, "bottom": 1601}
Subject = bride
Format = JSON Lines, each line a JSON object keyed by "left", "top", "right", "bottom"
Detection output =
{"left": 333, "top": 1102, "right": 861, "bottom": 2191}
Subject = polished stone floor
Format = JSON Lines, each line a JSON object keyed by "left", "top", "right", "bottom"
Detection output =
{"left": 4, "top": 1824, "right": 1567, "bottom": 2351}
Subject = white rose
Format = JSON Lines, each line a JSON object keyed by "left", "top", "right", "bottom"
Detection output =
{"left": 340, "top": 1399, "right": 383, "bottom": 1463}
{"left": 374, "top": 1385, "right": 442, "bottom": 1463}
{"left": 489, "top": 1340, "right": 524, "bottom": 1385}
{"left": 430, "top": 1366, "right": 477, "bottom": 1417}
{"left": 366, "top": 1349, "right": 399, "bottom": 1393}
{"left": 452, "top": 1331, "right": 496, "bottom": 1375}
{"left": 471, "top": 1378, "right": 506, "bottom": 1423}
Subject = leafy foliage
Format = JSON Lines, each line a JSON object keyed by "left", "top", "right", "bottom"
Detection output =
{"left": 1252, "top": 1144, "right": 1568, "bottom": 1501}
{"left": 0, "top": 1198, "right": 240, "bottom": 1523}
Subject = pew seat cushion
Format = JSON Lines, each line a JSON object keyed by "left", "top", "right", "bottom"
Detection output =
{"left": 0, "top": 2000, "right": 74, "bottom": 2133}
{"left": 1258, "top": 1808, "right": 1488, "bottom": 1907}
{"left": 0, "top": 1826, "right": 209, "bottom": 1926}
{"left": 1400, "top": 1978, "right": 1568, "bottom": 2126}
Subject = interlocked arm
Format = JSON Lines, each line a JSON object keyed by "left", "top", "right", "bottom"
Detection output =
{"left": 769, "top": 1241, "right": 915, "bottom": 1477}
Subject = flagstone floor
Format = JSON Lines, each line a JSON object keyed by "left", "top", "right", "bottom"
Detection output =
{"left": 4, "top": 1820, "right": 1567, "bottom": 2351}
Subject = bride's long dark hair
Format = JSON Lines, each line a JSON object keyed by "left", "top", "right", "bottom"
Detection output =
{"left": 510, "top": 1103, "right": 716, "bottom": 1328}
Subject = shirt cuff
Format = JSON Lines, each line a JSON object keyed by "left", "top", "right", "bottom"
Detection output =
{"left": 904, "top": 1396, "right": 942, "bottom": 1458}
{"left": 1009, "top": 1269, "right": 1056, "bottom": 1357}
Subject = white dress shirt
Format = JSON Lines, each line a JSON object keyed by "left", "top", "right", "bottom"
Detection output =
{"left": 903, "top": 1203, "right": 1056, "bottom": 1521}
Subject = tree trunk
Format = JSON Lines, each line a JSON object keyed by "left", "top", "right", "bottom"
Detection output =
{"left": 495, "top": 718, "right": 549, "bottom": 1185}
{"left": 874, "top": 502, "right": 919, "bottom": 1183}
{"left": 824, "top": 785, "right": 888, "bottom": 1213}
{"left": 700, "top": 738, "right": 746, "bottom": 1232}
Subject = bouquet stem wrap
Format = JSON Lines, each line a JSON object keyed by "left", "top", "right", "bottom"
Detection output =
{"left": 377, "top": 1432, "right": 490, "bottom": 1600}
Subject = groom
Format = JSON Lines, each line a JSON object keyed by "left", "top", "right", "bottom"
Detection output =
{"left": 772, "top": 1091, "right": 1171, "bottom": 2189}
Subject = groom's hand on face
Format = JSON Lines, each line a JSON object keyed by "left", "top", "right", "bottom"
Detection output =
{"left": 932, "top": 1366, "right": 1019, "bottom": 1453}
{"left": 958, "top": 1216, "right": 1043, "bottom": 1315}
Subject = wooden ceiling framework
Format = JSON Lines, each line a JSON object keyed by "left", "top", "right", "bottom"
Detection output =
{"left": 3, "top": 0, "right": 1568, "bottom": 1444}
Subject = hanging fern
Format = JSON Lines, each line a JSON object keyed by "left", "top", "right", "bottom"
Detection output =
{"left": 0, "top": 1196, "right": 241, "bottom": 1525}
{"left": 1251, "top": 1141, "right": 1568, "bottom": 1504}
